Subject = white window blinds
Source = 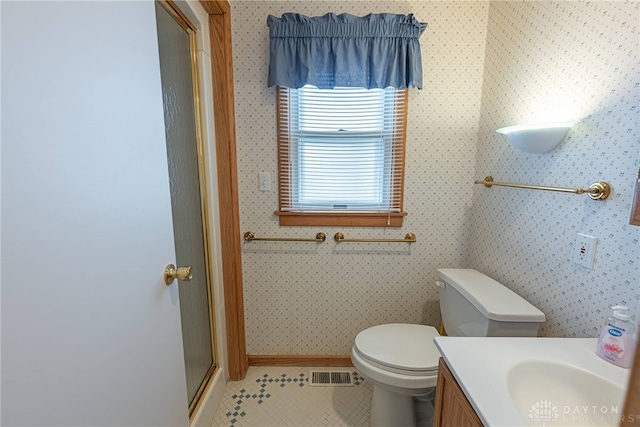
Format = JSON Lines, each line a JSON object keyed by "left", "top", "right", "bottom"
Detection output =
{"left": 277, "top": 85, "right": 408, "bottom": 213}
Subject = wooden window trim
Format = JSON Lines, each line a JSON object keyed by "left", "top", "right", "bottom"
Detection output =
{"left": 275, "top": 211, "right": 408, "bottom": 227}
{"left": 276, "top": 86, "right": 409, "bottom": 227}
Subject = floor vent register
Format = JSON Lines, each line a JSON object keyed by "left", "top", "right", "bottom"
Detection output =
{"left": 308, "top": 370, "right": 354, "bottom": 387}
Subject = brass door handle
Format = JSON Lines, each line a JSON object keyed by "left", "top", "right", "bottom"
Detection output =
{"left": 164, "top": 264, "right": 193, "bottom": 285}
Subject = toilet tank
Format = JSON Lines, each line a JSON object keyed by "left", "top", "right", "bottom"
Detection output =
{"left": 436, "top": 268, "right": 545, "bottom": 337}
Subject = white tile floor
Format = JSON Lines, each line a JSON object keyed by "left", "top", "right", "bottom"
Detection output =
{"left": 211, "top": 367, "right": 373, "bottom": 427}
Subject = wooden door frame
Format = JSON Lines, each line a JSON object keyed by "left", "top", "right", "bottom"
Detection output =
{"left": 198, "top": 0, "right": 248, "bottom": 380}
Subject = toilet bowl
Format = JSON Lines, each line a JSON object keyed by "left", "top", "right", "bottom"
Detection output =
{"left": 351, "top": 323, "right": 441, "bottom": 427}
{"left": 352, "top": 268, "right": 546, "bottom": 427}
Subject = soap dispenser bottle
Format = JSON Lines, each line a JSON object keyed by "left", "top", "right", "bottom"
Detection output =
{"left": 596, "top": 305, "right": 635, "bottom": 368}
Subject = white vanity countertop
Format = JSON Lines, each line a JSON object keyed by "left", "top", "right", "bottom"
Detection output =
{"left": 433, "top": 337, "right": 630, "bottom": 427}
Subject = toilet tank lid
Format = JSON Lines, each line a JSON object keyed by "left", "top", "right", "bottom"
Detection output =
{"left": 437, "top": 268, "right": 545, "bottom": 322}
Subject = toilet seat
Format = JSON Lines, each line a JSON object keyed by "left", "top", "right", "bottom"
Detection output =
{"left": 353, "top": 323, "right": 441, "bottom": 376}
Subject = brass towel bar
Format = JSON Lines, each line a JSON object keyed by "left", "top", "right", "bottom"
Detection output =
{"left": 334, "top": 232, "right": 416, "bottom": 243}
{"left": 474, "top": 176, "right": 612, "bottom": 201}
{"left": 243, "top": 231, "right": 326, "bottom": 242}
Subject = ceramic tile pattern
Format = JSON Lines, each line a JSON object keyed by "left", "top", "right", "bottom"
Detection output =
{"left": 211, "top": 367, "right": 372, "bottom": 427}
{"left": 230, "top": 1, "right": 640, "bottom": 355}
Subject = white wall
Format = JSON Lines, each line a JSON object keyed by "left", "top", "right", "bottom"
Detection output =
{"left": 469, "top": 1, "right": 640, "bottom": 337}
{"left": 231, "top": 1, "right": 489, "bottom": 355}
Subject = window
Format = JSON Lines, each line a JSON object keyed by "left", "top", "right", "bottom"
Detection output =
{"left": 267, "top": 13, "right": 425, "bottom": 226}
{"left": 276, "top": 85, "right": 408, "bottom": 227}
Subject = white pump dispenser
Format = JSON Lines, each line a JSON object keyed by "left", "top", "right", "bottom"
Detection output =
{"left": 596, "top": 305, "right": 635, "bottom": 368}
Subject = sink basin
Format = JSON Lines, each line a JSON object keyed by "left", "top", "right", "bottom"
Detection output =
{"left": 508, "top": 361, "right": 625, "bottom": 426}
{"left": 434, "top": 338, "right": 630, "bottom": 426}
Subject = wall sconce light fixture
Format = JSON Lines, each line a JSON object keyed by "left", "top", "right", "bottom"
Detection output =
{"left": 497, "top": 120, "right": 579, "bottom": 154}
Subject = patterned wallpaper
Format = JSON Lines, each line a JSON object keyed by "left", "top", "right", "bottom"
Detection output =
{"left": 469, "top": 2, "right": 640, "bottom": 337}
{"left": 230, "top": 0, "right": 639, "bottom": 355}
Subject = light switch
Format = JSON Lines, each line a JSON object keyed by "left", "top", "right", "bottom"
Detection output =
{"left": 259, "top": 172, "right": 271, "bottom": 192}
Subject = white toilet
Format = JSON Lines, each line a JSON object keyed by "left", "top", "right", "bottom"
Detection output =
{"left": 351, "top": 268, "right": 546, "bottom": 427}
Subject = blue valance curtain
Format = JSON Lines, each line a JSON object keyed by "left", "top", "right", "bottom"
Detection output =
{"left": 267, "top": 13, "right": 427, "bottom": 90}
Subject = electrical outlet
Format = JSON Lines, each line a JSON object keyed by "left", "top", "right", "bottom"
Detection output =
{"left": 259, "top": 172, "right": 271, "bottom": 192}
{"left": 573, "top": 233, "right": 597, "bottom": 269}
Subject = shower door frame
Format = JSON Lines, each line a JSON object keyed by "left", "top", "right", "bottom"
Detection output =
{"left": 157, "top": 0, "right": 219, "bottom": 418}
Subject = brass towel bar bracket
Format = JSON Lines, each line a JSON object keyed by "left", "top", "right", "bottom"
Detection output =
{"left": 243, "top": 231, "right": 326, "bottom": 242}
{"left": 334, "top": 232, "right": 416, "bottom": 243}
{"left": 474, "top": 176, "right": 612, "bottom": 201}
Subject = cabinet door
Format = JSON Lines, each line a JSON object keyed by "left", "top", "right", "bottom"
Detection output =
{"left": 434, "top": 358, "right": 484, "bottom": 427}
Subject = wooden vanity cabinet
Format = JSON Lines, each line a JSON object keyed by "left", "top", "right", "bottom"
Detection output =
{"left": 433, "top": 357, "right": 484, "bottom": 427}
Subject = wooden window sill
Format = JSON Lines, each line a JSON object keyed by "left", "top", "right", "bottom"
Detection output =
{"left": 275, "top": 211, "right": 407, "bottom": 227}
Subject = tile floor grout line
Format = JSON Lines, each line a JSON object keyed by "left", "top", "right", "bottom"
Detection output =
{"left": 211, "top": 367, "right": 372, "bottom": 427}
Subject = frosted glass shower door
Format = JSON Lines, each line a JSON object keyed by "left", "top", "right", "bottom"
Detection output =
{"left": 155, "top": 1, "right": 216, "bottom": 412}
